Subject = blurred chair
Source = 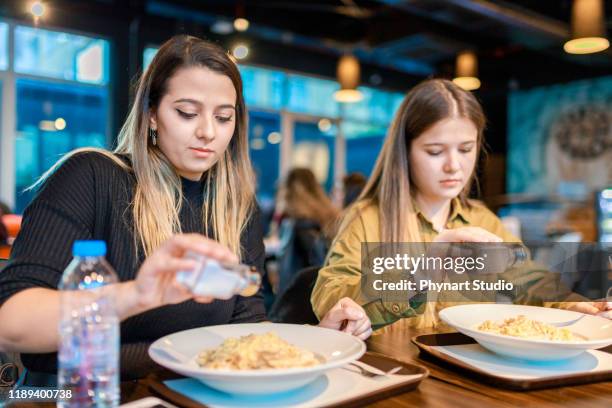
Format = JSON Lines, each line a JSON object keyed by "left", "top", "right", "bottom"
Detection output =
{"left": 2, "top": 214, "right": 22, "bottom": 242}
{"left": 268, "top": 266, "right": 320, "bottom": 325}
{"left": 0, "top": 214, "right": 22, "bottom": 258}
{"left": 277, "top": 219, "right": 328, "bottom": 294}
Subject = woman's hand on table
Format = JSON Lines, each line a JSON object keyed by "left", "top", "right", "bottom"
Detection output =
{"left": 318, "top": 297, "right": 372, "bottom": 340}
{"left": 124, "top": 234, "right": 238, "bottom": 315}
{"left": 566, "top": 301, "right": 612, "bottom": 319}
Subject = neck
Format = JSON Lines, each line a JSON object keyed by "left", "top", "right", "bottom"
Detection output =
{"left": 414, "top": 194, "right": 452, "bottom": 232}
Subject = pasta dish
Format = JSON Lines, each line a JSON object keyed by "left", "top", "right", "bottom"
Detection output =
{"left": 478, "top": 315, "right": 579, "bottom": 341}
{"left": 196, "top": 332, "right": 321, "bottom": 370}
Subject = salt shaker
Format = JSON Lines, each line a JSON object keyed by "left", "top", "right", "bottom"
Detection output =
{"left": 176, "top": 252, "right": 261, "bottom": 299}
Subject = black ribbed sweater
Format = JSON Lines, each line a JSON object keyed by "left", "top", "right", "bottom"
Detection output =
{"left": 0, "top": 152, "right": 266, "bottom": 377}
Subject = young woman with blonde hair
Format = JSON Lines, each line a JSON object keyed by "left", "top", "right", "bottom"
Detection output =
{"left": 0, "top": 35, "right": 370, "bottom": 385}
{"left": 311, "top": 78, "right": 609, "bottom": 331}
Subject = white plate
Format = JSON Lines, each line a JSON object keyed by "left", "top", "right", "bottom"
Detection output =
{"left": 148, "top": 323, "right": 366, "bottom": 395}
{"left": 439, "top": 304, "right": 612, "bottom": 361}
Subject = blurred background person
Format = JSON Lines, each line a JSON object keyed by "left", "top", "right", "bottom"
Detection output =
{"left": 342, "top": 172, "right": 367, "bottom": 208}
{"left": 276, "top": 168, "right": 339, "bottom": 295}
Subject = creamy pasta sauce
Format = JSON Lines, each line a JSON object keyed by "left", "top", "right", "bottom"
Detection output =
{"left": 478, "top": 315, "right": 580, "bottom": 341}
{"left": 197, "top": 332, "right": 321, "bottom": 370}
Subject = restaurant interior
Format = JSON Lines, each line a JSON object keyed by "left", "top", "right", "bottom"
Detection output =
{"left": 0, "top": 0, "right": 611, "bottom": 407}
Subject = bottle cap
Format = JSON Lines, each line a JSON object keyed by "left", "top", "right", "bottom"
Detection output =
{"left": 239, "top": 269, "right": 261, "bottom": 297}
{"left": 73, "top": 240, "right": 107, "bottom": 257}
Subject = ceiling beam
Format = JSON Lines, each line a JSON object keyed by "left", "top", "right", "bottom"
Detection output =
{"left": 444, "top": 0, "right": 569, "bottom": 39}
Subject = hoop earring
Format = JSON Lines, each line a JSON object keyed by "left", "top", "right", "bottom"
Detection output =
{"left": 150, "top": 128, "right": 157, "bottom": 146}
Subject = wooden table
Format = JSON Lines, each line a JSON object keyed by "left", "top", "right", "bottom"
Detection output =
{"left": 366, "top": 326, "right": 612, "bottom": 408}
{"left": 10, "top": 326, "right": 612, "bottom": 407}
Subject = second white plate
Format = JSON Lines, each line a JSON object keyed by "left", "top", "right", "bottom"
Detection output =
{"left": 439, "top": 304, "right": 612, "bottom": 361}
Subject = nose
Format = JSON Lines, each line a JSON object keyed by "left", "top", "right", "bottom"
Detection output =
{"left": 443, "top": 150, "right": 460, "bottom": 174}
{"left": 195, "top": 116, "right": 215, "bottom": 142}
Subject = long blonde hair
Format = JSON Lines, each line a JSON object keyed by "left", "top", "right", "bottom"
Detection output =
{"left": 338, "top": 79, "right": 486, "bottom": 243}
{"left": 33, "top": 35, "right": 254, "bottom": 258}
{"left": 282, "top": 168, "right": 339, "bottom": 238}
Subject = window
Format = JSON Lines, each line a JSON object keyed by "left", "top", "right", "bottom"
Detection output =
{"left": 343, "top": 91, "right": 404, "bottom": 177}
{"left": 240, "top": 65, "right": 285, "bottom": 110}
{"left": 0, "top": 22, "right": 8, "bottom": 71}
{"left": 14, "top": 79, "right": 109, "bottom": 211}
{"left": 14, "top": 26, "right": 109, "bottom": 84}
{"left": 4, "top": 25, "right": 112, "bottom": 212}
{"left": 248, "top": 111, "right": 281, "bottom": 202}
{"left": 143, "top": 46, "right": 158, "bottom": 70}
{"left": 286, "top": 74, "right": 339, "bottom": 118}
{"left": 293, "top": 120, "right": 335, "bottom": 192}
{"left": 344, "top": 122, "right": 387, "bottom": 177}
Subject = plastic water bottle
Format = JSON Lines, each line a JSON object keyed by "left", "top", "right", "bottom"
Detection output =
{"left": 58, "top": 240, "right": 119, "bottom": 408}
{"left": 175, "top": 252, "right": 261, "bottom": 299}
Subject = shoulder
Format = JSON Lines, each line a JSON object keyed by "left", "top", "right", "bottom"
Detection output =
{"left": 35, "top": 149, "right": 131, "bottom": 200}
{"left": 48, "top": 149, "right": 129, "bottom": 179}
{"left": 336, "top": 200, "right": 380, "bottom": 242}
{"left": 66, "top": 149, "right": 130, "bottom": 174}
{"left": 347, "top": 201, "right": 379, "bottom": 223}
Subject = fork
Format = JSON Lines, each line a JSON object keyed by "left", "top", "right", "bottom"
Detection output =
{"left": 548, "top": 314, "right": 586, "bottom": 327}
{"left": 344, "top": 362, "right": 403, "bottom": 378}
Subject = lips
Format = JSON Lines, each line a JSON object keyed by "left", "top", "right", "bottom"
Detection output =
{"left": 190, "top": 147, "right": 214, "bottom": 153}
{"left": 190, "top": 147, "right": 214, "bottom": 158}
{"left": 440, "top": 179, "right": 462, "bottom": 187}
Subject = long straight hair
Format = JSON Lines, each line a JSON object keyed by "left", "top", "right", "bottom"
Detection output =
{"left": 283, "top": 168, "right": 339, "bottom": 238}
{"left": 33, "top": 35, "right": 254, "bottom": 258}
{"left": 339, "top": 79, "right": 486, "bottom": 243}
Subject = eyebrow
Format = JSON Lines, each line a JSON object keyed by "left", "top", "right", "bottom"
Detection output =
{"left": 173, "top": 98, "right": 236, "bottom": 110}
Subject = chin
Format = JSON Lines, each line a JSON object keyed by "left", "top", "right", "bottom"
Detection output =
{"left": 436, "top": 190, "right": 462, "bottom": 200}
{"left": 186, "top": 159, "right": 215, "bottom": 173}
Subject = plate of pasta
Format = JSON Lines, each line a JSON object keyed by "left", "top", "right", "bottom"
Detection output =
{"left": 439, "top": 304, "right": 612, "bottom": 361}
{"left": 148, "top": 323, "right": 366, "bottom": 394}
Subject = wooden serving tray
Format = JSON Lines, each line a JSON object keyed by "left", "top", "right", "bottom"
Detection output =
{"left": 412, "top": 332, "right": 612, "bottom": 391}
{"left": 145, "top": 351, "right": 429, "bottom": 407}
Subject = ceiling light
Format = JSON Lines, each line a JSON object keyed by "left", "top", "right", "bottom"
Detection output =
{"left": 54, "top": 118, "right": 67, "bottom": 130}
{"left": 39, "top": 120, "right": 56, "bottom": 132}
{"left": 232, "top": 44, "right": 249, "bottom": 60}
{"left": 30, "top": 1, "right": 45, "bottom": 18}
{"left": 564, "top": 0, "right": 609, "bottom": 54}
{"left": 234, "top": 18, "right": 250, "bottom": 32}
{"left": 267, "top": 132, "right": 282, "bottom": 144}
{"left": 334, "top": 55, "right": 363, "bottom": 103}
{"left": 251, "top": 138, "right": 265, "bottom": 150}
{"left": 452, "top": 51, "right": 481, "bottom": 91}
{"left": 318, "top": 119, "right": 332, "bottom": 132}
